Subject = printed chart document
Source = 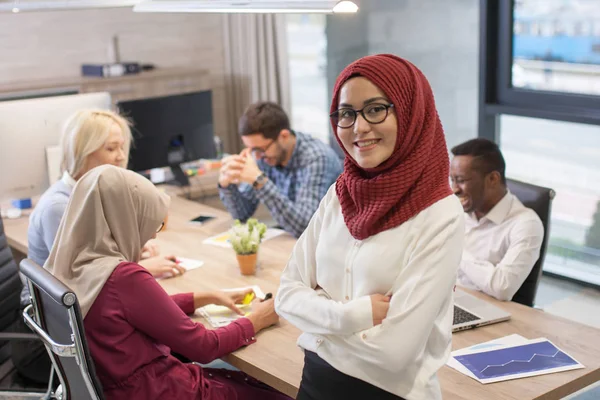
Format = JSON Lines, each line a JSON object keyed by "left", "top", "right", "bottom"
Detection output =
{"left": 447, "top": 334, "right": 528, "bottom": 378}
{"left": 448, "top": 336, "right": 584, "bottom": 384}
{"left": 202, "top": 228, "right": 286, "bottom": 248}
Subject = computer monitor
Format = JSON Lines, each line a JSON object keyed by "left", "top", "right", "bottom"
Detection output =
{"left": 0, "top": 92, "right": 112, "bottom": 203}
{"left": 117, "top": 91, "right": 216, "bottom": 186}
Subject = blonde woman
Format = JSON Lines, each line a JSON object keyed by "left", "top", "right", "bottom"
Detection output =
{"left": 26, "top": 109, "right": 134, "bottom": 276}
{"left": 27, "top": 109, "right": 184, "bottom": 277}
{"left": 13, "top": 109, "right": 183, "bottom": 384}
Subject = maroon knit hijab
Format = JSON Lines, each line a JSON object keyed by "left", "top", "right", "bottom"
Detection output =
{"left": 332, "top": 54, "right": 452, "bottom": 240}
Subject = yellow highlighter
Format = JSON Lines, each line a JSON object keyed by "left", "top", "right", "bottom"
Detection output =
{"left": 241, "top": 292, "right": 255, "bottom": 317}
{"left": 242, "top": 292, "right": 255, "bottom": 305}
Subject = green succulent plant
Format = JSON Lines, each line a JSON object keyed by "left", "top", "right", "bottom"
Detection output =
{"left": 230, "top": 218, "right": 267, "bottom": 255}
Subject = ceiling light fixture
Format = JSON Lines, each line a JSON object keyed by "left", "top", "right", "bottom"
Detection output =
{"left": 0, "top": 0, "right": 142, "bottom": 13}
{"left": 332, "top": 0, "right": 358, "bottom": 13}
{"left": 133, "top": 0, "right": 359, "bottom": 14}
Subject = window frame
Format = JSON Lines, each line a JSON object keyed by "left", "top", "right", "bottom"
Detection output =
{"left": 479, "top": 0, "right": 600, "bottom": 142}
{"left": 479, "top": 0, "right": 600, "bottom": 287}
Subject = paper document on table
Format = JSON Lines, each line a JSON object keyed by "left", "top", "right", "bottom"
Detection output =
{"left": 155, "top": 257, "right": 204, "bottom": 280}
{"left": 447, "top": 334, "right": 528, "bottom": 379}
{"left": 222, "top": 285, "right": 266, "bottom": 300}
{"left": 198, "top": 285, "right": 266, "bottom": 328}
{"left": 199, "top": 303, "right": 251, "bottom": 328}
{"left": 448, "top": 336, "right": 584, "bottom": 384}
{"left": 176, "top": 257, "right": 204, "bottom": 271}
{"left": 202, "top": 228, "right": 285, "bottom": 248}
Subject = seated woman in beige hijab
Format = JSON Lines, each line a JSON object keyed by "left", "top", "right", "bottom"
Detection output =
{"left": 15, "top": 109, "right": 183, "bottom": 386}
{"left": 44, "top": 165, "right": 287, "bottom": 400}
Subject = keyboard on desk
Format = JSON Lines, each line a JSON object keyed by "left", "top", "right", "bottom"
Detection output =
{"left": 453, "top": 305, "right": 480, "bottom": 325}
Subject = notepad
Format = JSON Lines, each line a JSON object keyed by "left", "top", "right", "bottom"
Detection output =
{"left": 198, "top": 285, "right": 266, "bottom": 327}
{"left": 448, "top": 337, "right": 584, "bottom": 384}
{"left": 199, "top": 303, "right": 252, "bottom": 328}
{"left": 202, "top": 228, "right": 286, "bottom": 248}
{"left": 223, "top": 285, "right": 266, "bottom": 300}
{"left": 155, "top": 257, "right": 204, "bottom": 280}
{"left": 176, "top": 257, "right": 204, "bottom": 271}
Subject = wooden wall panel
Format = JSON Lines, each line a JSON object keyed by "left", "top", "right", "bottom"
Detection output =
{"left": 0, "top": 8, "right": 238, "bottom": 151}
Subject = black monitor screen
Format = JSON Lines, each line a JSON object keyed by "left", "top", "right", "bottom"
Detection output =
{"left": 118, "top": 91, "right": 216, "bottom": 172}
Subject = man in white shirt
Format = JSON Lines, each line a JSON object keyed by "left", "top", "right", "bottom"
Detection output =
{"left": 450, "top": 138, "right": 544, "bottom": 301}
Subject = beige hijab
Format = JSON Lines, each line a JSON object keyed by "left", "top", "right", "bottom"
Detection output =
{"left": 44, "top": 165, "right": 170, "bottom": 317}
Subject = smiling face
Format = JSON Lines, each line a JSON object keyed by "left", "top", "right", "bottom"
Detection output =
{"left": 450, "top": 155, "right": 487, "bottom": 214}
{"left": 335, "top": 77, "right": 398, "bottom": 169}
{"left": 81, "top": 123, "right": 126, "bottom": 177}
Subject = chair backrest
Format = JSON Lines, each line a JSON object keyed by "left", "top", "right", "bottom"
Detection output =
{"left": 19, "top": 259, "right": 105, "bottom": 400}
{"left": 0, "top": 215, "right": 22, "bottom": 360}
{"left": 507, "top": 179, "right": 555, "bottom": 307}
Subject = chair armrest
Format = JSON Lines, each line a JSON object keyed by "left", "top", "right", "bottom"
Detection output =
{"left": 22, "top": 305, "right": 77, "bottom": 358}
{"left": 0, "top": 332, "right": 39, "bottom": 340}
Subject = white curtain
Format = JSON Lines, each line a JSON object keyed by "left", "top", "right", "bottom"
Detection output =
{"left": 222, "top": 13, "right": 291, "bottom": 153}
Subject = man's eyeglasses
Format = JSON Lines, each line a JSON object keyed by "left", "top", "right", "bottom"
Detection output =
{"left": 330, "top": 103, "right": 395, "bottom": 129}
{"left": 156, "top": 221, "right": 165, "bottom": 233}
{"left": 250, "top": 139, "right": 277, "bottom": 160}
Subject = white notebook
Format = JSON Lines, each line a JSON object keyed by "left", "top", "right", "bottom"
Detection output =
{"left": 198, "top": 285, "right": 266, "bottom": 328}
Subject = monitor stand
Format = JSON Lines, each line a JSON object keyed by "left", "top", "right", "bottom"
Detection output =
{"left": 168, "top": 164, "right": 190, "bottom": 187}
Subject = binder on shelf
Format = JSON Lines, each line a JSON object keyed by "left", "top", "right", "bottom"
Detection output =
{"left": 81, "top": 63, "right": 141, "bottom": 78}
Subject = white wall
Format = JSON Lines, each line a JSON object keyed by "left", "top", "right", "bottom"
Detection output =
{"left": 327, "top": 0, "right": 480, "bottom": 149}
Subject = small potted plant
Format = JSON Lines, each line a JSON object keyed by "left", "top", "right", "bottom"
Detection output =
{"left": 230, "top": 218, "right": 267, "bottom": 275}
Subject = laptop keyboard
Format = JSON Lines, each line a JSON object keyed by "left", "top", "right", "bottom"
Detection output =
{"left": 453, "top": 305, "right": 480, "bottom": 325}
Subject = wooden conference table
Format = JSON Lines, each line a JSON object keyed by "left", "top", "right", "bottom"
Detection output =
{"left": 4, "top": 194, "right": 600, "bottom": 399}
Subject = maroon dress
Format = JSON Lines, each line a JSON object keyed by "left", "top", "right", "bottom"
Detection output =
{"left": 84, "top": 262, "right": 289, "bottom": 400}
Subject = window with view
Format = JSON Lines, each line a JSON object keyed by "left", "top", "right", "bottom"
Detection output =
{"left": 285, "top": 14, "right": 329, "bottom": 143}
{"left": 500, "top": 115, "right": 600, "bottom": 285}
{"left": 512, "top": 0, "right": 600, "bottom": 96}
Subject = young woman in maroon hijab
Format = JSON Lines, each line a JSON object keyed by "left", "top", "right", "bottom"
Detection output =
{"left": 276, "top": 54, "right": 464, "bottom": 400}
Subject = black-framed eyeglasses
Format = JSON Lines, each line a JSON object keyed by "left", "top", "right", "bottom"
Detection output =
{"left": 250, "top": 139, "right": 277, "bottom": 160}
{"left": 330, "top": 103, "right": 395, "bottom": 129}
{"left": 156, "top": 221, "right": 165, "bottom": 233}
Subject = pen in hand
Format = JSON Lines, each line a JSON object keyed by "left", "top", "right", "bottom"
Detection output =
{"left": 244, "top": 292, "right": 274, "bottom": 318}
{"left": 262, "top": 292, "right": 273, "bottom": 302}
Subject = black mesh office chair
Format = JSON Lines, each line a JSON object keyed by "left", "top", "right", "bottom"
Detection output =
{"left": 507, "top": 179, "right": 555, "bottom": 307}
{"left": 0, "top": 214, "right": 54, "bottom": 399}
{"left": 20, "top": 258, "right": 105, "bottom": 400}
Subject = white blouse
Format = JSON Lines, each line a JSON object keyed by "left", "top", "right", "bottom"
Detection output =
{"left": 276, "top": 185, "right": 464, "bottom": 400}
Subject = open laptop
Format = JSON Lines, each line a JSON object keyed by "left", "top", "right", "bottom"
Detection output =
{"left": 452, "top": 289, "right": 511, "bottom": 332}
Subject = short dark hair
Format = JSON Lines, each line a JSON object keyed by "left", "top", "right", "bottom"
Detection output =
{"left": 451, "top": 138, "right": 506, "bottom": 184}
{"left": 238, "top": 102, "right": 290, "bottom": 140}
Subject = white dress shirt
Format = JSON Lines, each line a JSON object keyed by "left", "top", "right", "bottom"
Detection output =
{"left": 275, "top": 185, "right": 464, "bottom": 400}
{"left": 457, "top": 191, "right": 544, "bottom": 301}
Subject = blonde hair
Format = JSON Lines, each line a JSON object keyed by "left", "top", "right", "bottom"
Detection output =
{"left": 61, "top": 109, "right": 133, "bottom": 179}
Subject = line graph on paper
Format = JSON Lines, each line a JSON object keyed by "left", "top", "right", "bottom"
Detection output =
{"left": 454, "top": 340, "right": 581, "bottom": 381}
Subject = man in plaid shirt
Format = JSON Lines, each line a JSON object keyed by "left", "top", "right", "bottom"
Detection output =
{"left": 218, "top": 102, "right": 342, "bottom": 238}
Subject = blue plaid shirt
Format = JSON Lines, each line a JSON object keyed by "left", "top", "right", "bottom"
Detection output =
{"left": 219, "top": 131, "right": 342, "bottom": 237}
